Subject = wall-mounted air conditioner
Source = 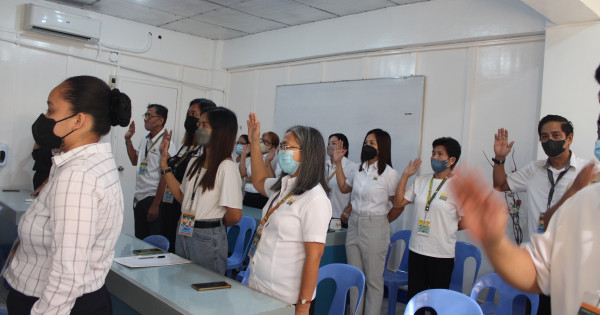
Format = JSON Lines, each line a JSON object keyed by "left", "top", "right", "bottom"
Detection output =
{"left": 23, "top": 3, "right": 101, "bottom": 43}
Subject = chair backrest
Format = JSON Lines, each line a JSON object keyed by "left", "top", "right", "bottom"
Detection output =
{"left": 469, "top": 273, "right": 539, "bottom": 315}
{"left": 317, "top": 263, "right": 365, "bottom": 315}
{"left": 384, "top": 230, "right": 411, "bottom": 272}
{"left": 0, "top": 307, "right": 7, "bottom": 315}
{"left": 143, "top": 235, "right": 170, "bottom": 252}
{"left": 228, "top": 216, "right": 256, "bottom": 263}
{"left": 241, "top": 268, "right": 250, "bottom": 285}
{"left": 405, "top": 289, "right": 483, "bottom": 315}
{"left": 449, "top": 241, "right": 482, "bottom": 293}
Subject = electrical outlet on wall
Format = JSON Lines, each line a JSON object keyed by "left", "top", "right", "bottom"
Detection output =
{"left": 109, "top": 75, "right": 118, "bottom": 88}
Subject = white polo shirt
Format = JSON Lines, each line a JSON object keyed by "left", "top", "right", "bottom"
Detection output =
{"left": 506, "top": 152, "right": 591, "bottom": 235}
{"left": 248, "top": 176, "right": 332, "bottom": 304}
{"left": 243, "top": 154, "right": 280, "bottom": 194}
{"left": 404, "top": 175, "right": 462, "bottom": 258}
{"left": 326, "top": 157, "right": 358, "bottom": 218}
{"left": 180, "top": 159, "right": 243, "bottom": 220}
{"left": 523, "top": 182, "right": 600, "bottom": 315}
{"left": 346, "top": 162, "right": 400, "bottom": 216}
{"left": 134, "top": 128, "right": 176, "bottom": 200}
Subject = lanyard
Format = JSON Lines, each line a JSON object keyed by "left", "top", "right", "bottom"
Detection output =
{"left": 249, "top": 191, "right": 294, "bottom": 250}
{"left": 171, "top": 145, "right": 198, "bottom": 170}
{"left": 546, "top": 167, "right": 570, "bottom": 209}
{"left": 144, "top": 132, "right": 164, "bottom": 159}
{"left": 425, "top": 175, "right": 449, "bottom": 213}
{"left": 328, "top": 169, "right": 337, "bottom": 182}
{"left": 188, "top": 171, "right": 205, "bottom": 208}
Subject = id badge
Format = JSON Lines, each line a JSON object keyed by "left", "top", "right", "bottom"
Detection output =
{"left": 178, "top": 212, "right": 195, "bottom": 237}
{"left": 537, "top": 212, "right": 545, "bottom": 233}
{"left": 416, "top": 218, "right": 432, "bottom": 236}
{"left": 138, "top": 160, "right": 148, "bottom": 174}
{"left": 163, "top": 187, "right": 174, "bottom": 204}
{"left": 578, "top": 290, "right": 600, "bottom": 315}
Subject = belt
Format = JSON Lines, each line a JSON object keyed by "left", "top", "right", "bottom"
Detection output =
{"left": 194, "top": 219, "right": 223, "bottom": 229}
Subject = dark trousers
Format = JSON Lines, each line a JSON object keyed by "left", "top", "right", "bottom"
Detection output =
{"left": 538, "top": 294, "right": 551, "bottom": 315}
{"left": 7, "top": 284, "right": 112, "bottom": 315}
{"left": 408, "top": 250, "right": 454, "bottom": 314}
{"left": 242, "top": 192, "right": 269, "bottom": 209}
{"left": 134, "top": 196, "right": 160, "bottom": 240}
{"left": 159, "top": 201, "right": 182, "bottom": 253}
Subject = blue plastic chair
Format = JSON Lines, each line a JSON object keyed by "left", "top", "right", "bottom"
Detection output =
{"left": 226, "top": 216, "right": 256, "bottom": 278}
{"left": 143, "top": 235, "right": 170, "bottom": 252}
{"left": 449, "top": 241, "right": 482, "bottom": 293}
{"left": 241, "top": 267, "right": 250, "bottom": 285}
{"left": 317, "top": 263, "right": 366, "bottom": 315}
{"left": 0, "top": 307, "right": 7, "bottom": 315}
{"left": 405, "top": 289, "right": 484, "bottom": 315}
{"left": 383, "top": 230, "right": 411, "bottom": 315}
{"left": 470, "top": 273, "right": 539, "bottom": 315}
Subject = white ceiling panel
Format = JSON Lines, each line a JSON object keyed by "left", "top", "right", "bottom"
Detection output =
{"left": 191, "top": 8, "right": 287, "bottom": 33}
{"left": 122, "top": 0, "right": 224, "bottom": 18}
{"left": 86, "top": 0, "right": 182, "bottom": 26}
{"left": 230, "top": 0, "right": 337, "bottom": 25}
{"left": 161, "top": 18, "right": 247, "bottom": 40}
{"left": 295, "top": 0, "right": 397, "bottom": 16}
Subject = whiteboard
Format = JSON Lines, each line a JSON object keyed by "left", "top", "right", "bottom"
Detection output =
{"left": 274, "top": 77, "right": 425, "bottom": 171}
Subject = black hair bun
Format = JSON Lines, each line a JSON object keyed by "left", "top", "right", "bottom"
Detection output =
{"left": 109, "top": 88, "right": 132, "bottom": 127}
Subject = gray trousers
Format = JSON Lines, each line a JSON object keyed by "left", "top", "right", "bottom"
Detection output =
{"left": 346, "top": 213, "right": 390, "bottom": 315}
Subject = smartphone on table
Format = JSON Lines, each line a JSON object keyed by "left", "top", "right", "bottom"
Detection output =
{"left": 191, "top": 281, "right": 232, "bottom": 291}
{"left": 132, "top": 248, "right": 165, "bottom": 255}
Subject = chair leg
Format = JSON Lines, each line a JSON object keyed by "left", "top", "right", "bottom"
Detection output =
{"left": 226, "top": 269, "right": 232, "bottom": 278}
{"left": 387, "top": 284, "right": 399, "bottom": 315}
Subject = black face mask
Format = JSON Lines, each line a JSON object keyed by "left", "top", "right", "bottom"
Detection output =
{"left": 541, "top": 139, "right": 566, "bottom": 158}
{"left": 31, "top": 113, "right": 77, "bottom": 149}
{"left": 361, "top": 145, "right": 378, "bottom": 161}
{"left": 184, "top": 115, "right": 200, "bottom": 135}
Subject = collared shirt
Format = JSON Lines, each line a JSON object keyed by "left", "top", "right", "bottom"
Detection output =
{"left": 180, "top": 159, "right": 243, "bottom": 220}
{"left": 248, "top": 176, "right": 331, "bottom": 304}
{"left": 523, "top": 182, "right": 600, "bottom": 315}
{"left": 506, "top": 152, "right": 592, "bottom": 235}
{"left": 346, "top": 161, "right": 400, "bottom": 216}
{"left": 326, "top": 157, "right": 357, "bottom": 218}
{"left": 5, "top": 143, "right": 123, "bottom": 315}
{"left": 134, "top": 128, "right": 176, "bottom": 200}
{"left": 404, "top": 175, "right": 462, "bottom": 258}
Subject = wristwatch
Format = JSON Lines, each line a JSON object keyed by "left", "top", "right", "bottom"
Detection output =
{"left": 492, "top": 157, "right": 505, "bottom": 165}
{"left": 161, "top": 168, "right": 173, "bottom": 175}
{"left": 299, "top": 299, "right": 308, "bottom": 305}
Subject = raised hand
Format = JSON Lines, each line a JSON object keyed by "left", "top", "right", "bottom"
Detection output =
{"left": 494, "top": 128, "right": 514, "bottom": 161}
{"left": 265, "top": 147, "right": 276, "bottom": 162}
{"left": 332, "top": 141, "right": 347, "bottom": 164}
{"left": 241, "top": 144, "right": 251, "bottom": 156}
{"left": 403, "top": 158, "right": 422, "bottom": 178}
{"left": 450, "top": 167, "right": 508, "bottom": 247}
{"left": 159, "top": 130, "right": 172, "bottom": 163}
{"left": 247, "top": 113, "right": 261, "bottom": 145}
{"left": 125, "top": 121, "right": 135, "bottom": 140}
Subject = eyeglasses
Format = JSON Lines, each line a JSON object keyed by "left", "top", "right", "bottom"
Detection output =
{"left": 279, "top": 143, "right": 302, "bottom": 151}
{"left": 260, "top": 139, "right": 272, "bottom": 146}
{"left": 142, "top": 113, "right": 160, "bottom": 120}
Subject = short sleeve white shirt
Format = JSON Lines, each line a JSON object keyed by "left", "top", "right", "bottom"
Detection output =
{"left": 347, "top": 162, "right": 400, "bottom": 216}
{"left": 523, "top": 182, "right": 600, "bottom": 315}
{"left": 326, "top": 157, "right": 358, "bottom": 218}
{"left": 248, "top": 176, "right": 332, "bottom": 304}
{"left": 134, "top": 128, "right": 176, "bottom": 200}
{"left": 506, "top": 152, "right": 592, "bottom": 235}
{"left": 180, "top": 159, "right": 243, "bottom": 220}
{"left": 244, "top": 154, "right": 280, "bottom": 194}
{"left": 404, "top": 175, "right": 462, "bottom": 258}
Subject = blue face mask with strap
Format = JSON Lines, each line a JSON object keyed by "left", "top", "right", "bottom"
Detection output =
{"left": 595, "top": 140, "right": 600, "bottom": 161}
{"left": 431, "top": 158, "right": 450, "bottom": 174}
{"left": 235, "top": 144, "right": 243, "bottom": 155}
{"left": 277, "top": 150, "right": 300, "bottom": 174}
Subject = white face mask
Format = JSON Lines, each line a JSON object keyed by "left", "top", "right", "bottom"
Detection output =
{"left": 260, "top": 143, "right": 270, "bottom": 154}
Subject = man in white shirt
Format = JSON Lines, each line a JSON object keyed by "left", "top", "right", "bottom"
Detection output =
{"left": 451, "top": 63, "right": 600, "bottom": 315}
{"left": 124, "top": 104, "right": 176, "bottom": 239}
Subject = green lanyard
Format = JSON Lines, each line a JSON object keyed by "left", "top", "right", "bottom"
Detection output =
{"left": 425, "top": 175, "right": 449, "bottom": 213}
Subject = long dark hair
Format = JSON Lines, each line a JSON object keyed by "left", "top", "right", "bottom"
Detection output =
{"left": 359, "top": 128, "right": 392, "bottom": 176}
{"left": 270, "top": 126, "right": 330, "bottom": 196}
{"left": 62, "top": 76, "right": 131, "bottom": 136}
{"left": 182, "top": 98, "right": 217, "bottom": 147}
{"left": 186, "top": 107, "right": 237, "bottom": 192}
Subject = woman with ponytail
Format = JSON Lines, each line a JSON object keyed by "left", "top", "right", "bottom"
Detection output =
{"left": 5, "top": 75, "right": 131, "bottom": 315}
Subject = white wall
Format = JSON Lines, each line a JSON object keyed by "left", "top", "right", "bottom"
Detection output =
{"left": 539, "top": 22, "right": 600, "bottom": 161}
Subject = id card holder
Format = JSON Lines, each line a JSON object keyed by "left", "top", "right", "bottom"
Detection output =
{"left": 537, "top": 212, "right": 545, "bottom": 233}
{"left": 578, "top": 290, "right": 600, "bottom": 315}
{"left": 416, "top": 218, "right": 432, "bottom": 236}
{"left": 163, "top": 187, "right": 174, "bottom": 204}
{"left": 248, "top": 225, "right": 264, "bottom": 259}
{"left": 178, "top": 212, "right": 195, "bottom": 237}
{"left": 138, "top": 160, "right": 148, "bottom": 174}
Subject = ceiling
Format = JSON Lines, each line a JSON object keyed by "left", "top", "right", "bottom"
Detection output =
{"left": 46, "top": 0, "right": 430, "bottom": 40}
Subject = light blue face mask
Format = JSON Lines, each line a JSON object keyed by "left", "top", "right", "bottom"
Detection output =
{"left": 277, "top": 150, "right": 300, "bottom": 174}
{"left": 235, "top": 144, "right": 243, "bottom": 155}
{"left": 431, "top": 158, "right": 450, "bottom": 174}
{"left": 595, "top": 140, "right": 600, "bottom": 161}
